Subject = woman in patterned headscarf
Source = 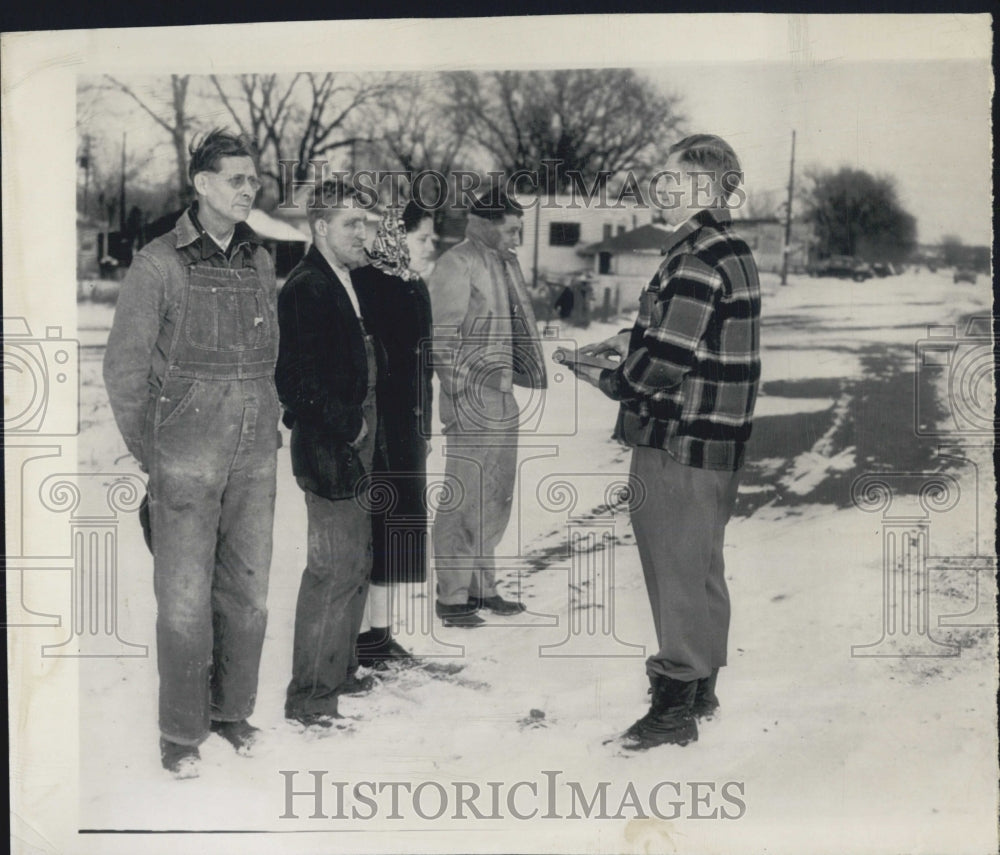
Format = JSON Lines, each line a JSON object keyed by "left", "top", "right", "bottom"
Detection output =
{"left": 352, "top": 200, "right": 438, "bottom": 668}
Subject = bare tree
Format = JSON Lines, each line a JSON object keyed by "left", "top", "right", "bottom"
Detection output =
{"left": 208, "top": 71, "right": 396, "bottom": 192}
{"left": 362, "top": 74, "right": 468, "bottom": 177}
{"left": 442, "top": 69, "right": 686, "bottom": 194}
{"left": 104, "top": 74, "right": 192, "bottom": 199}
{"left": 289, "top": 72, "right": 395, "bottom": 181}
{"left": 209, "top": 73, "right": 302, "bottom": 187}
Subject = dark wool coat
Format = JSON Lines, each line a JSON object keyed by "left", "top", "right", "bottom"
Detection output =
{"left": 353, "top": 263, "right": 433, "bottom": 584}
{"left": 276, "top": 246, "right": 385, "bottom": 501}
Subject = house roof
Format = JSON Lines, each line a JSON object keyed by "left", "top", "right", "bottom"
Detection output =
{"left": 246, "top": 209, "right": 309, "bottom": 242}
{"left": 578, "top": 223, "right": 674, "bottom": 255}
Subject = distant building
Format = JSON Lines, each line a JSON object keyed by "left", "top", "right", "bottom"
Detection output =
{"left": 515, "top": 194, "right": 655, "bottom": 286}
{"left": 730, "top": 217, "right": 813, "bottom": 273}
{"left": 578, "top": 222, "right": 673, "bottom": 275}
{"left": 574, "top": 216, "right": 818, "bottom": 315}
{"left": 576, "top": 223, "right": 674, "bottom": 313}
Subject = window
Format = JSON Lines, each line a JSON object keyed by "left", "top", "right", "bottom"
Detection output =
{"left": 549, "top": 222, "right": 581, "bottom": 247}
{"left": 602, "top": 224, "right": 613, "bottom": 241}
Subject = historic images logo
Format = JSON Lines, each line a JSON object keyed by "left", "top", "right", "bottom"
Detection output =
{"left": 851, "top": 316, "right": 998, "bottom": 658}
{"left": 2, "top": 317, "right": 79, "bottom": 436}
{"left": 914, "top": 317, "right": 995, "bottom": 437}
{"left": 3, "top": 315, "right": 146, "bottom": 657}
{"left": 279, "top": 770, "right": 747, "bottom": 822}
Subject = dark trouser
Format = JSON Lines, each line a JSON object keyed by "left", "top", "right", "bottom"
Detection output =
{"left": 433, "top": 387, "right": 519, "bottom": 606}
{"left": 284, "top": 488, "right": 372, "bottom": 717}
{"left": 149, "top": 376, "right": 278, "bottom": 745}
{"left": 285, "top": 336, "right": 377, "bottom": 718}
{"left": 628, "top": 446, "right": 741, "bottom": 682}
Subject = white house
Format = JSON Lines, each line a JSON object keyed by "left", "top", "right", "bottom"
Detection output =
{"left": 514, "top": 194, "right": 656, "bottom": 287}
{"left": 575, "top": 222, "right": 674, "bottom": 314}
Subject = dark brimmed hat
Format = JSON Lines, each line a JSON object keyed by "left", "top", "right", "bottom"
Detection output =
{"left": 469, "top": 188, "right": 523, "bottom": 222}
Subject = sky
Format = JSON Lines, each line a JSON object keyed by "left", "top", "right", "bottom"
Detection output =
{"left": 647, "top": 60, "right": 993, "bottom": 245}
{"left": 74, "top": 16, "right": 993, "bottom": 248}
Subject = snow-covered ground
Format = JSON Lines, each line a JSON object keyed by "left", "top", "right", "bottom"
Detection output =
{"left": 37, "top": 269, "right": 1000, "bottom": 853}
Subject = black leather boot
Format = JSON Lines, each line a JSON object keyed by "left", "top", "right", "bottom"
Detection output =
{"left": 621, "top": 675, "right": 698, "bottom": 750}
{"left": 692, "top": 668, "right": 720, "bottom": 720}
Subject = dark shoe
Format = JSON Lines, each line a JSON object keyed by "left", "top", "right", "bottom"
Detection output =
{"left": 621, "top": 675, "right": 698, "bottom": 750}
{"left": 286, "top": 711, "right": 341, "bottom": 729}
{"left": 626, "top": 675, "right": 658, "bottom": 738}
{"left": 338, "top": 669, "right": 378, "bottom": 696}
{"left": 692, "top": 668, "right": 720, "bottom": 721}
{"left": 356, "top": 626, "right": 391, "bottom": 651}
{"left": 159, "top": 738, "right": 200, "bottom": 779}
{"left": 436, "top": 601, "right": 485, "bottom": 628}
{"left": 469, "top": 594, "right": 526, "bottom": 615}
{"left": 210, "top": 719, "right": 261, "bottom": 756}
{"left": 356, "top": 631, "right": 419, "bottom": 669}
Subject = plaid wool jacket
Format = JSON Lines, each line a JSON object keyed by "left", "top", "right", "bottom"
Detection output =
{"left": 599, "top": 208, "right": 761, "bottom": 471}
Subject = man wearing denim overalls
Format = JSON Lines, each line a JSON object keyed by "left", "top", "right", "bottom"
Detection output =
{"left": 104, "top": 130, "right": 280, "bottom": 778}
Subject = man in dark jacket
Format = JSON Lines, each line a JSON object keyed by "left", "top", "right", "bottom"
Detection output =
{"left": 276, "top": 179, "right": 380, "bottom": 728}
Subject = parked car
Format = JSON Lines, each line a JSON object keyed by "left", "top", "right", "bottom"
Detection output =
{"left": 807, "top": 256, "right": 874, "bottom": 281}
{"left": 871, "top": 262, "right": 898, "bottom": 277}
{"left": 953, "top": 268, "right": 978, "bottom": 284}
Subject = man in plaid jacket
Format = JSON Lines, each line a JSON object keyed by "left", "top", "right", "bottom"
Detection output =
{"left": 576, "top": 135, "right": 761, "bottom": 749}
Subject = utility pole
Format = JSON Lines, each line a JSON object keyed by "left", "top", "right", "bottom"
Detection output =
{"left": 80, "top": 134, "right": 92, "bottom": 217}
{"left": 119, "top": 131, "right": 127, "bottom": 234}
{"left": 780, "top": 129, "right": 796, "bottom": 286}
{"left": 532, "top": 195, "right": 540, "bottom": 292}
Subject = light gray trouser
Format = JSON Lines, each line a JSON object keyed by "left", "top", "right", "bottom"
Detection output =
{"left": 433, "top": 387, "right": 519, "bottom": 606}
{"left": 629, "top": 446, "right": 741, "bottom": 682}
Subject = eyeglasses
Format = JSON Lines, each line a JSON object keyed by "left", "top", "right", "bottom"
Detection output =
{"left": 213, "top": 172, "right": 262, "bottom": 192}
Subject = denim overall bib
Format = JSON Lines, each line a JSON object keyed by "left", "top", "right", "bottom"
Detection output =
{"left": 147, "top": 250, "right": 279, "bottom": 746}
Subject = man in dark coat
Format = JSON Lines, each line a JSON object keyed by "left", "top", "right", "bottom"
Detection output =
{"left": 275, "top": 179, "right": 382, "bottom": 727}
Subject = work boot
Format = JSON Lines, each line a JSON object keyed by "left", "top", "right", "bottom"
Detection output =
{"left": 436, "top": 601, "right": 485, "bottom": 628}
{"left": 160, "top": 738, "right": 200, "bottom": 779}
{"left": 210, "top": 719, "right": 261, "bottom": 756}
{"left": 621, "top": 675, "right": 698, "bottom": 750}
{"left": 468, "top": 594, "right": 526, "bottom": 615}
{"left": 629, "top": 675, "right": 660, "bottom": 738}
{"left": 692, "top": 668, "right": 720, "bottom": 721}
